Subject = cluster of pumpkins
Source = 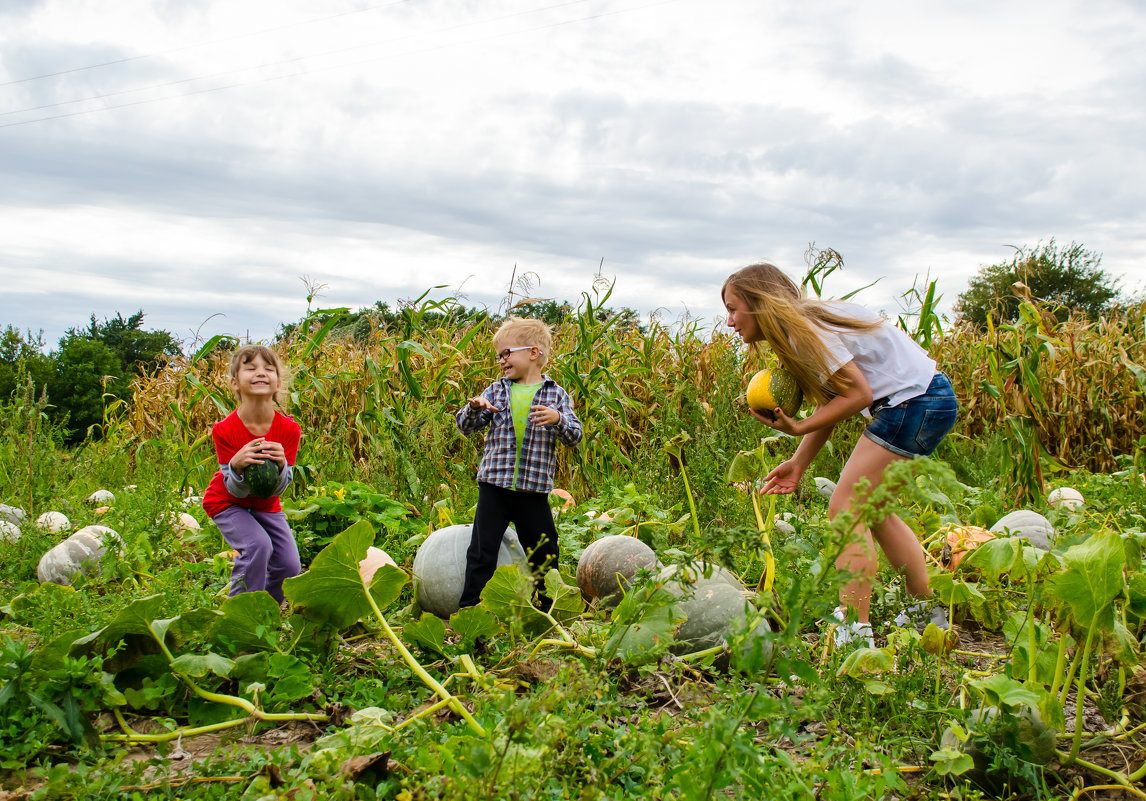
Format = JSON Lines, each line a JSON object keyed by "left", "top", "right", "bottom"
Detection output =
{"left": 406, "top": 523, "right": 770, "bottom": 657}
{"left": 941, "top": 486, "right": 1083, "bottom": 569}
{"left": 1, "top": 490, "right": 202, "bottom": 586}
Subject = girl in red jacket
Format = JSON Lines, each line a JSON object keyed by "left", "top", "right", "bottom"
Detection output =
{"left": 201, "top": 345, "right": 301, "bottom": 602}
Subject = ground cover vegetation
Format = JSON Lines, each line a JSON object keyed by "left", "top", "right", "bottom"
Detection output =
{"left": 1, "top": 248, "right": 1145, "bottom": 799}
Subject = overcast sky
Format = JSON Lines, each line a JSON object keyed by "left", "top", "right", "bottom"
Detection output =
{"left": 2, "top": 0, "right": 1144, "bottom": 349}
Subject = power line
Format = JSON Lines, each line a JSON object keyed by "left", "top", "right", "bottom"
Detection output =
{"left": 0, "top": 1, "right": 414, "bottom": 87}
{"left": 1, "top": 0, "right": 597, "bottom": 120}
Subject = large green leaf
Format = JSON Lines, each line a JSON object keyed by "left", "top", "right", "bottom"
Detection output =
{"left": 282, "top": 521, "right": 407, "bottom": 630}
{"left": 928, "top": 573, "right": 987, "bottom": 606}
{"left": 480, "top": 565, "right": 551, "bottom": 637}
{"left": 232, "top": 652, "right": 315, "bottom": 705}
{"left": 1046, "top": 531, "right": 1126, "bottom": 631}
{"left": 69, "top": 595, "right": 171, "bottom": 673}
{"left": 970, "top": 673, "right": 1041, "bottom": 710}
{"left": 170, "top": 652, "right": 236, "bottom": 679}
{"left": 544, "top": 569, "right": 584, "bottom": 623}
{"left": 209, "top": 591, "right": 282, "bottom": 654}
{"left": 963, "top": 537, "right": 1022, "bottom": 582}
{"left": 69, "top": 595, "right": 167, "bottom": 653}
{"left": 449, "top": 606, "right": 501, "bottom": 648}
{"left": 404, "top": 613, "right": 448, "bottom": 655}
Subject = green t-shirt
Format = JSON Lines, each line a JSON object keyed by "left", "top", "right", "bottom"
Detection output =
{"left": 510, "top": 380, "right": 543, "bottom": 488}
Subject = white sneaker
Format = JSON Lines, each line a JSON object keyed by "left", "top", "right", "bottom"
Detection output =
{"left": 894, "top": 602, "right": 949, "bottom": 633}
{"left": 832, "top": 607, "right": 875, "bottom": 648}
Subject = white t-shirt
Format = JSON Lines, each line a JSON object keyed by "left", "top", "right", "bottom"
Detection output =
{"left": 809, "top": 302, "right": 937, "bottom": 416}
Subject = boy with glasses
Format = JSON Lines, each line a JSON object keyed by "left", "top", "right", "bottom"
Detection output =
{"left": 455, "top": 317, "right": 583, "bottom": 611}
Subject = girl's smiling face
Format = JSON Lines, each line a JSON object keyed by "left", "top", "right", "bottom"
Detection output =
{"left": 231, "top": 353, "right": 279, "bottom": 401}
{"left": 723, "top": 287, "right": 761, "bottom": 343}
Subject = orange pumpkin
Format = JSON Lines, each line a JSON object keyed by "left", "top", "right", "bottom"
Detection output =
{"left": 945, "top": 525, "right": 994, "bottom": 569}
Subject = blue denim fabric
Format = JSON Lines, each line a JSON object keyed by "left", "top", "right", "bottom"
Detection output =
{"left": 863, "top": 372, "right": 957, "bottom": 458}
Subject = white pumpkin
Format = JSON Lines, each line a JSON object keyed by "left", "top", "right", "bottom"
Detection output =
{"left": 36, "top": 511, "right": 71, "bottom": 533}
{"left": 37, "top": 525, "right": 122, "bottom": 585}
{"left": 990, "top": 510, "right": 1054, "bottom": 551}
{"left": 411, "top": 524, "right": 529, "bottom": 618}
{"left": 813, "top": 477, "right": 836, "bottom": 499}
{"left": 0, "top": 504, "right": 26, "bottom": 526}
{"left": 86, "top": 489, "right": 115, "bottom": 505}
{"left": 1047, "top": 487, "right": 1084, "bottom": 511}
{"left": 0, "top": 520, "right": 20, "bottom": 543}
{"left": 159, "top": 511, "right": 201, "bottom": 535}
{"left": 773, "top": 517, "right": 796, "bottom": 536}
{"left": 182, "top": 495, "right": 202, "bottom": 509}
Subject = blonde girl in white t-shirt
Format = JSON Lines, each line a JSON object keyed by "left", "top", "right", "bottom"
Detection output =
{"left": 722, "top": 262, "right": 958, "bottom": 647}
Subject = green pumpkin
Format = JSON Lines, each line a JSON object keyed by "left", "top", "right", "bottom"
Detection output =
{"left": 746, "top": 368, "right": 803, "bottom": 417}
{"left": 245, "top": 460, "right": 281, "bottom": 499}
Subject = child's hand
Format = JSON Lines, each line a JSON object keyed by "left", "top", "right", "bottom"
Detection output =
{"left": 231, "top": 439, "right": 285, "bottom": 471}
{"left": 529, "top": 405, "right": 560, "bottom": 426}
{"left": 468, "top": 396, "right": 499, "bottom": 412}
{"left": 763, "top": 459, "right": 803, "bottom": 495}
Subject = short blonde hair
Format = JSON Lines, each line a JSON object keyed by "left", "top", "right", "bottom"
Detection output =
{"left": 493, "top": 318, "right": 553, "bottom": 367}
{"left": 229, "top": 344, "right": 292, "bottom": 404}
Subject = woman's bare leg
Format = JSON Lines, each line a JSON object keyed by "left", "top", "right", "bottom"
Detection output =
{"left": 830, "top": 436, "right": 931, "bottom": 623}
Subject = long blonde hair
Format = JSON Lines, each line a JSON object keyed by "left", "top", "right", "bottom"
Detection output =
{"left": 721, "top": 263, "right": 880, "bottom": 405}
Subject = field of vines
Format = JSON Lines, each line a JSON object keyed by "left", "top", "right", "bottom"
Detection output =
{"left": 1, "top": 274, "right": 1146, "bottom": 800}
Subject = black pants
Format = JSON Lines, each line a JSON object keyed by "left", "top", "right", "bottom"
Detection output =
{"left": 459, "top": 481, "right": 558, "bottom": 608}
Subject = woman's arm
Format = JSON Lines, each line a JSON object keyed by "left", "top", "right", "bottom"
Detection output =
{"left": 759, "top": 362, "right": 872, "bottom": 495}
{"left": 754, "top": 361, "right": 872, "bottom": 438}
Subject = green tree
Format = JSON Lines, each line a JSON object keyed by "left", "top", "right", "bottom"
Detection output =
{"left": 0, "top": 326, "right": 53, "bottom": 401}
{"left": 47, "top": 337, "right": 121, "bottom": 444}
{"left": 46, "top": 311, "right": 181, "bottom": 444}
{"left": 72, "top": 311, "right": 181, "bottom": 378}
{"left": 955, "top": 240, "right": 1120, "bottom": 328}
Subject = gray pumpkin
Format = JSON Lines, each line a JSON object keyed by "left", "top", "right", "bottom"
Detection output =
{"left": 412, "top": 524, "right": 530, "bottom": 618}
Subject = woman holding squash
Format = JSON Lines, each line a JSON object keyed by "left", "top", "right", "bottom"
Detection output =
{"left": 722, "top": 262, "right": 957, "bottom": 647}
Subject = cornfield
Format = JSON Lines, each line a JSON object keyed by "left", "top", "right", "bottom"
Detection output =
{"left": 123, "top": 285, "right": 1146, "bottom": 506}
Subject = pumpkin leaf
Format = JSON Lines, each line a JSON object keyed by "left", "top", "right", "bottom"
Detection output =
{"left": 208, "top": 592, "right": 282, "bottom": 654}
{"left": 232, "top": 652, "right": 315, "bottom": 705}
{"left": 969, "top": 673, "right": 1040, "bottom": 710}
{"left": 544, "top": 569, "right": 584, "bottom": 623}
{"left": 928, "top": 573, "right": 987, "bottom": 606}
{"left": 404, "top": 613, "right": 448, "bottom": 656}
{"left": 283, "top": 521, "right": 407, "bottom": 630}
{"left": 1108, "top": 621, "right": 1140, "bottom": 667}
{"left": 1046, "top": 531, "right": 1125, "bottom": 631}
{"left": 480, "top": 565, "right": 551, "bottom": 638}
{"left": 449, "top": 606, "right": 500, "bottom": 648}
{"left": 837, "top": 647, "right": 893, "bottom": 680}
{"left": 170, "top": 652, "right": 236, "bottom": 679}
{"left": 963, "top": 536, "right": 1022, "bottom": 581}
{"left": 601, "top": 582, "right": 682, "bottom": 666}
{"left": 929, "top": 746, "right": 975, "bottom": 777}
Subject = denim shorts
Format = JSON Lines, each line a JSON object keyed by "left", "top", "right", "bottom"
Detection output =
{"left": 863, "top": 372, "right": 957, "bottom": 458}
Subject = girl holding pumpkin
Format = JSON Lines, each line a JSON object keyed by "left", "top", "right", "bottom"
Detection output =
{"left": 202, "top": 345, "right": 301, "bottom": 603}
{"left": 722, "top": 262, "right": 957, "bottom": 647}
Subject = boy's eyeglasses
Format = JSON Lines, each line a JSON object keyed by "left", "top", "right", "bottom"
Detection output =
{"left": 494, "top": 346, "right": 534, "bottom": 362}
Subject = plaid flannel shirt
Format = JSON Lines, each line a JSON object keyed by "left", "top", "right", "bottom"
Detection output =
{"left": 456, "top": 376, "right": 583, "bottom": 493}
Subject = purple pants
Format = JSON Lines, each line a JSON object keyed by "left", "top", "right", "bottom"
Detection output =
{"left": 212, "top": 506, "right": 301, "bottom": 603}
